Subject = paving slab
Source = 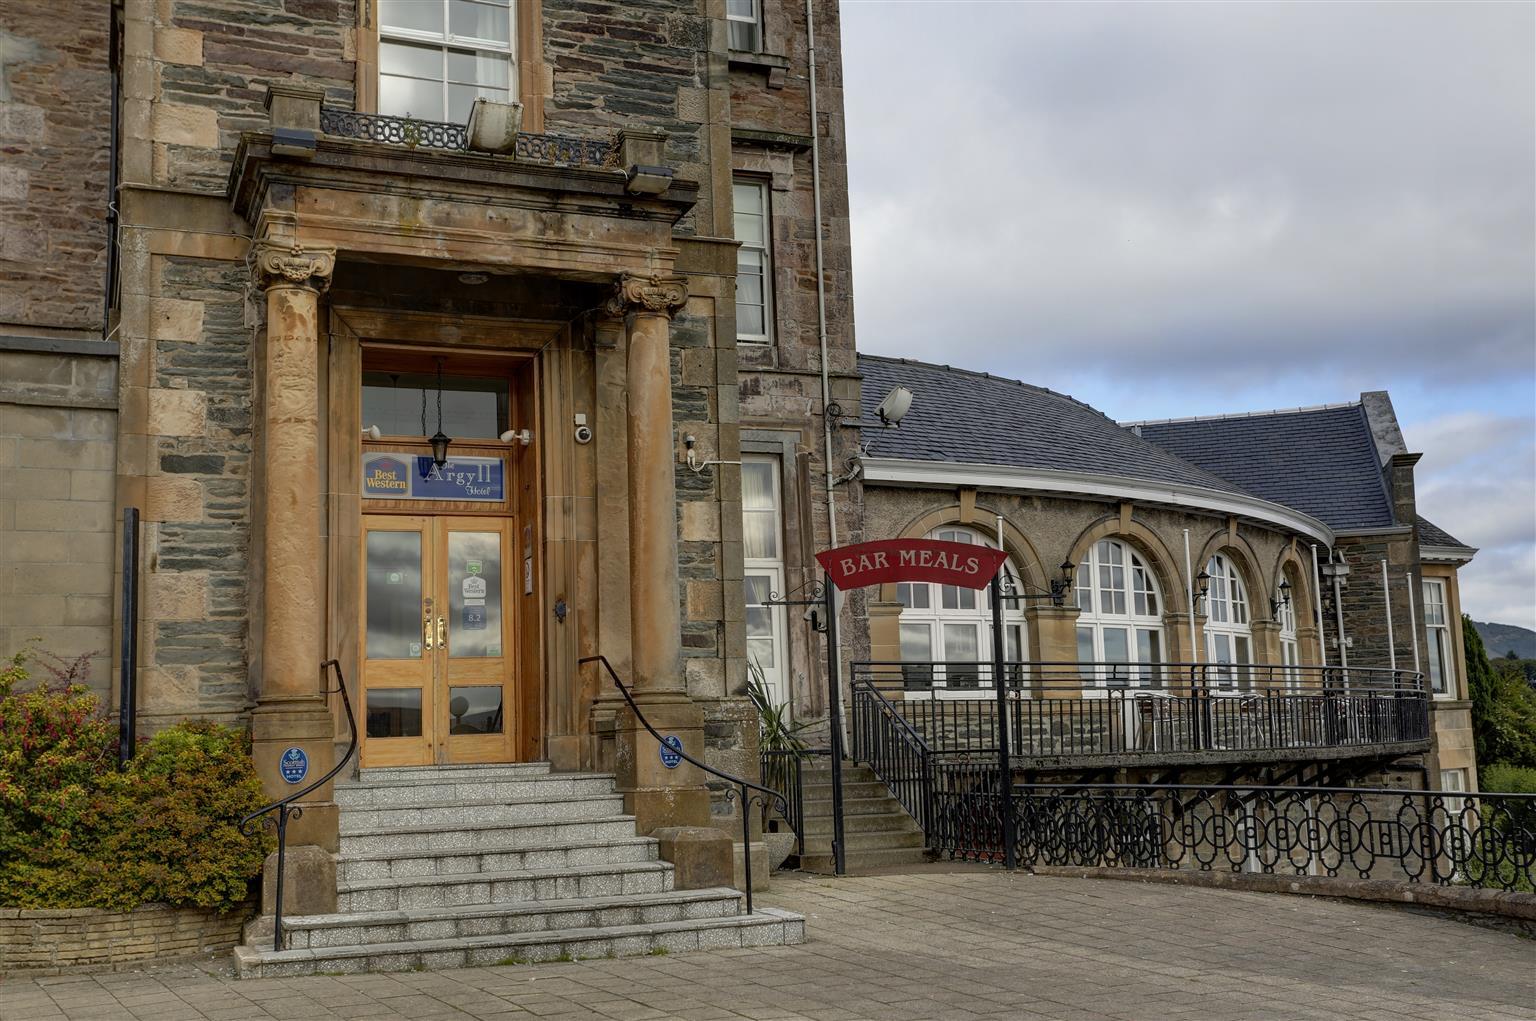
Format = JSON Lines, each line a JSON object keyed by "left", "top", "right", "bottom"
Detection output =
{"left": 2, "top": 869, "right": 1532, "bottom": 1020}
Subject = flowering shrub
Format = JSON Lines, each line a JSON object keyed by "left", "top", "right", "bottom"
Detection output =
{"left": 0, "top": 649, "right": 271, "bottom": 913}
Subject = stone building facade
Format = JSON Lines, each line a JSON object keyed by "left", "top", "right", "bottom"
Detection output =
{"left": 2, "top": 0, "right": 859, "bottom": 901}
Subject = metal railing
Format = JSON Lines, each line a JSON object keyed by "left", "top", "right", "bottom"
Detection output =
{"left": 851, "top": 679, "right": 935, "bottom": 835}
{"left": 853, "top": 662, "right": 1429, "bottom": 761}
{"left": 239, "top": 659, "right": 357, "bottom": 952}
{"left": 758, "top": 750, "right": 806, "bottom": 857}
{"left": 581, "top": 656, "right": 785, "bottom": 914}
{"left": 1010, "top": 783, "right": 1536, "bottom": 892}
{"left": 317, "top": 106, "right": 615, "bottom": 166}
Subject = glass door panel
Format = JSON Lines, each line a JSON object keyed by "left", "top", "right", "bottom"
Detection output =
{"left": 361, "top": 517, "right": 435, "bottom": 766}
{"left": 438, "top": 517, "right": 515, "bottom": 763}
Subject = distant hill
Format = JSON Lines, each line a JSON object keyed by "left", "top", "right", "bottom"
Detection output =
{"left": 1473, "top": 620, "right": 1536, "bottom": 660}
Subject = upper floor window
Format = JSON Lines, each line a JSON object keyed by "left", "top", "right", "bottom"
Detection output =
{"left": 379, "top": 0, "right": 516, "bottom": 123}
{"left": 733, "top": 179, "right": 772, "bottom": 343}
{"left": 1075, "top": 539, "right": 1164, "bottom": 686}
{"left": 1423, "top": 578, "right": 1455, "bottom": 698}
{"left": 727, "top": 0, "right": 763, "bottom": 52}
{"left": 1204, "top": 553, "right": 1253, "bottom": 688}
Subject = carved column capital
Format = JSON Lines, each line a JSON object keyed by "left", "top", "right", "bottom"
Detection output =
{"left": 252, "top": 240, "right": 337, "bottom": 293}
{"left": 605, "top": 272, "right": 688, "bottom": 319}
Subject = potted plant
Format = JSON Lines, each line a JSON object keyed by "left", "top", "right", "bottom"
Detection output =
{"left": 748, "top": 660, "right": 808, "bottom": 869}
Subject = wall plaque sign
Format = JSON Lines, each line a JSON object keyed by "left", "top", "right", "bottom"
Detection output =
{"left": 658, "top": 735, "right": 683, "bottom": 769}
{"left": 363, "top": 453, "right": 504, "bottom": 502}
{"left": 280, "top": 746, "right": 309, "bottom": 784}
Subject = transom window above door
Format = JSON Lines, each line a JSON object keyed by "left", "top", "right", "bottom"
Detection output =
{"left": 362, "top": 371, "right": 509, "bottom": 440}
{"left": 379, "top": 0, "right": 516, "bottom": 123}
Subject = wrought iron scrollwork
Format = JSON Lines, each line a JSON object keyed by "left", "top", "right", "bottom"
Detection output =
{"left": 514, "top": 131, "right": 614, "bottom": 167}
{"left": 319, "top": 108, "right": 468, "bottom": 150}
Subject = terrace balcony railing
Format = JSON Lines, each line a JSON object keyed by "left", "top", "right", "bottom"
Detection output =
{"left": 852, "top": 661, "right": 1430, "bottom": 765}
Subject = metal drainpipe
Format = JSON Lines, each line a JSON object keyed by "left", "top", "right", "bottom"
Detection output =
{"left": 1331, "top": 549, "right": 1350, "bottom": 672}
{"left": 102, "top": 0, "right": 121, "bottom": 337}
{"left": 1311, "top": 544, "right": 1329, "bottom": 669}
{"left": 804, "top": 0, "right": 836, "bottom": 549}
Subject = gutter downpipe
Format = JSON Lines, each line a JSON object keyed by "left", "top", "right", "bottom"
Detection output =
{"left": 1311, "top": 544, "right": 1329, "bottom": 670}
{"left": 1331, "top": 549, "right": 1350, "bottom": 675}
{"left": 1406, "top": 571, "right": 1422, "bottom": 673}
{"left": 103, "top": 0, "right": 121, "bottom": 337}
{"left": 1382, "top": 559, "right": 1396, "bottom": 670}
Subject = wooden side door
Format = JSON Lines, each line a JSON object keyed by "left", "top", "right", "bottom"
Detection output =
{"left": 360, "top": 515, "right": 436, "bottom": 767}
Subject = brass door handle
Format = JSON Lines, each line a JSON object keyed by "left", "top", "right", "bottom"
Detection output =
{"left": 423, "top": 614, "right": 434, "bottom": 651}
{"left": 437, "top": 616, "right": 447, "bottom": 650}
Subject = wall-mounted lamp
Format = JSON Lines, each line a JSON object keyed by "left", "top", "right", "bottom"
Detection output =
{"left": 1194, "top": 569, "right": 1212, "bottom": 613}
{"left": 500, "top": 428, "right": 533, "bottom": 446}
{"left": 362, "top": 425, "right": 381, "bottom": 441}
{"left": 1050, "top": 559, "right": 1076, "bottom": 607}
{"left": 997, "top": 558, "right": 1077, "bottom": 608}
{"left": 428, "top": 357, "right": 452, "bottom": 468}
{"left": 682, "top": 433, "right": 741, "bottom": 474}
{"left": 1269, "top": 579, "right": 1292, "bottom": 619}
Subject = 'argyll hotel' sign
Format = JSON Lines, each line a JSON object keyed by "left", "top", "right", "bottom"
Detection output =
{"left": 363, "top": 453, "right": 505, "bottom": 502}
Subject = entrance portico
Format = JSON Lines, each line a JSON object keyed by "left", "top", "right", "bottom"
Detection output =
{"left": 232, "top": 85, "right": 732, "bottom": 895}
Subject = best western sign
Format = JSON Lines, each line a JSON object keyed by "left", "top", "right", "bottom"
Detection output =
{"left": 363, "top": 453, "right": 505, "bottom": 502}
{"left": 815, "top": 539, "right": 1006, "bottom": 591}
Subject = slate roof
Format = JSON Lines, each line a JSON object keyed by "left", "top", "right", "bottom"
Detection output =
{"left": 1417, "top": 515, "right": 1473, "bottom": 551}
{"left": 1129, "top": 405, "right": 1396, "bottom": 532}
{"left": 858, "top": 356, "right": 1255, "bottom": 498}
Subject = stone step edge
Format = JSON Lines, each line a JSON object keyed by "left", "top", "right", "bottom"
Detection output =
{"left": 359, "top": 763, "right": 553, "bottom": 775}
{"left": 282, "top": 887, "right": 740, "bottom": 932}
{"left": 339, "top": 814, "right": 638, "bottom": 840}
{"left": 337, "top": 835, "right": 658, "bottom": 865}
{"left": 339, "top": 773, "right": 617, "bottom": 792}
{"left": 340, "top": 859, "right": 673, "bottom": 895}
{"left": 236, "top": 908, "right": 803, "bottom": 968}
{"left": 337, "top": 792, "right": 625, "bottom": 815}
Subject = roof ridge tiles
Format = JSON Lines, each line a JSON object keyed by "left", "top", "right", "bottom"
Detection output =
{"left": 1123, "top": 401, "right": 1363, "bottom": 428}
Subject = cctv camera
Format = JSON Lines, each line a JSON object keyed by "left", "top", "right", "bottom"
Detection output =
{"left": 876, "top": 386, "right": 913, "bottom": 428}
{"left": 500, "top": 429, "right": 533, "bottom": 446}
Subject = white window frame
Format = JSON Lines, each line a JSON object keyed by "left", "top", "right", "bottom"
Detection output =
{"left": 732, "top": 177, "right": 773, "bottom": 344}
{"left": 897, "top": 526, "right": 1025, "bottom": 700}
{"left": 726, "top": 0, "right": 763, "bottom": 52}
{"left": 1278, "top": 573, "right": 1300, "bottom": 689}
{"left": 378, "top": 0, "right": 517, "bottom": 124}
{"left": 742, "top": 454, "right": 788, "bottom": 709}
{"left": 1204, "top": 553, "right": 1254, "bottom": 691}
{"left": 1075, "top": 539, "right": 1165, "bottom": 691}
{"left": 1422, "top": 578, "right": 1456, "bottom": 699}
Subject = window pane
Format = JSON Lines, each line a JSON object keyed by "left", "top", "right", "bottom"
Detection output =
{"left": 448, "top": 83, "right": 507, "bottom": 123}
{"left": 381, "top": 40, "right": 443, "bottom": 79}
{"left": 727, "top": 0, "right": 755, "bottom": 17}
{"left": 1213, "top": 634, "right": 1232, "bottom": 664}
{"left": 449, "top": 686, "right": 503, "bottom": 734}
{"left": 1137, "top": 629, "right": 1161, "bottom": 665}
{"left": 743, "top": 574, "right": 771, "bottom": 604}
{"left": 1103, "top": 628, "right": 1129, "bottom": 664}
{"left": 1427, "top": 631, "right": 1446, "bottom": 693}
{"left": 943, "top": 624, "right": 978, "bottom": 662}
{"left": 735, "top": 265, "right": 764, "bottom": 304}
{"left": 740, "top": 459, "right": 774, "bottom": 509}
{"left": 736, "top": 302, "right": 765, "bottom": 338}
{"left": 1234, "top": 635, "right": 1251, "bottom": 664}
{"left": 366, "top": 531, "right": 422, "bottom": 660}
{"left": 379, "top": 74, "right": 444, "bottom": 120}
{"left": 381, "top": 0, "right": 444, "bottom": 35}
{"left": 447, "top": 48, "right": 512, "bottom": 86}
{"left": 361, "top": 372, "right": 507, "bottom": 440}
{"left": 728, "top": 19, "right": 760, "bottom": 52}
{"left": 450, "top": 0, "right": 510, "bottom": 41}
{"left": 1077, "top": 627, "right": 1095, "bottom": 663}
{"left": 447, "top": 530, "right": 503, "bottom": 659}
{"left": 743, "top": 512, "right": 777, "bottom": 559}
{"left": 901, "top": 624, "right": 932, "bottom": 662}
{"left": 366, "top": 688, "right": 423, "bottom": 738}
{"left": 748, "top": 637, "right": 776, "bottom": 670}
{"left": 746, "top": 605, "right": 773, "bottom": 638}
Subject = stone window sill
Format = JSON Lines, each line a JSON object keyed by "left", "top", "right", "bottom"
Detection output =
{"left": 729, "top": 50, "right": 790, "bottom": 88}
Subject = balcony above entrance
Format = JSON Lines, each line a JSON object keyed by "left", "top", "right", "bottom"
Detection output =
{"left": 229, "top": 84, "right": 699, "bottom": 281}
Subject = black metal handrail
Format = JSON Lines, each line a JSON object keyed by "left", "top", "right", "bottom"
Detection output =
{"left": 580, "top": 655, "right": 786, "bottom": 913}
{"left": 316, "top": 106, "right": 616, "bottom": 166}
{"left": 1010, "top": 783, "right": 1536, "bottom": 892}
{"left": 239, "top": 659, "right": 357, "bottom": 952}
{"left": 851, "top": 677, "right": 936, "bottom": 836}
{"left": 758, "top": 750, "right": 806, "bottom": 857}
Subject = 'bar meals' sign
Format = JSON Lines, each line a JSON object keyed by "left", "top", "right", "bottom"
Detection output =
{"left": 815, "top": 539, "right": 1006, "bottom": 591}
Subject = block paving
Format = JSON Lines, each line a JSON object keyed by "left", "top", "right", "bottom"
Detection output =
{"left": 3, "top": 869, "right": 1531, "bottom": 1021}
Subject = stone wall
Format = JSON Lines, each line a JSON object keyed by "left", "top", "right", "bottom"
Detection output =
{"left": 0, "top": 345, "right": 119, "bottom": 697}
{"left": 0, "top": 0, "right": 111, "bottom": 332}
{"left": 0, "top": 902, "right": 248, "bottom": 975}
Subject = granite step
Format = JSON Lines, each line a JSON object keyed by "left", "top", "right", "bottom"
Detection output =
{"left": 335, "top": 774, "right": 617, "bottom": 808}
{"left": 234, "top": 909, "right": 805, "bottom": 978}
{"left": 278, "top": 888, "right": 741, "bottom": 951}
{"left": 803, "top": 810, "right": 923, "bottom": 835}
{"left": 357, "top": 763, "right": 554, "bottom": 783}
{"left": 337, "top": 859, "right": 674, "bottom": 913}
{"left": 338, "top": 815, "right": 642, "bottom": 856}
{"left": 337, "top": 793, "right": 626, "bottom": 832}
{"left": 797, "top": 846, "right": 933, "bottom": 872}
{"left": 336, "top": 836, "right": 660, "bottom": 883}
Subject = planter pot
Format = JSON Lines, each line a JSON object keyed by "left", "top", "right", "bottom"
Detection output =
{"left": 467, "top": 99, "right": 524, "bottom": 154}
{"left": 764, "top": 828, "right": 797, "bottom": 871}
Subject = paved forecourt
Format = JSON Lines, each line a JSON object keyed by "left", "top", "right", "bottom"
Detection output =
{"left": 2, "top": 869, "right": 1531, "bottom": 1021}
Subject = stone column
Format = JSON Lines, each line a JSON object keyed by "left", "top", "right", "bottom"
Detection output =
{"left": 249, "top": 241, "right": 340, "bottom": 914}
{"left": 1025, "top": 604, "right": 1081, "bottom": 698}
{"left": 605, "top": 273, "right": 731, "bottom": 889}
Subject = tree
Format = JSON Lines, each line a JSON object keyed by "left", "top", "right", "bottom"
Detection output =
{"left": 1464, "top": 614, "right": 1536, "bottom": 769}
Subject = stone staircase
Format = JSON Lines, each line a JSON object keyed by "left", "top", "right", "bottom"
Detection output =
{"left": 796, "top": 762, "right": 927, "bottom": 873}
{"left": 234, "top": 763, "right": 803, "bottom": 977}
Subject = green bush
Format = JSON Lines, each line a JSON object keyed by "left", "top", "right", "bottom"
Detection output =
{"left": 1480, "top": 762, "right": 1536, "bottom": 795}
{"left": 0, "top": 649, "right": 272, "bottom": 913}
{"left": 1463, "top": 615, "right": 1536, "bottom": 769}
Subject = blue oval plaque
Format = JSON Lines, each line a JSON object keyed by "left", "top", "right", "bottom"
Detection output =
{"left": 280, "top": 746, "right": 309, "bottom": 784}
{"left": 658, "top": 736, "right": 683, "bottom": 769}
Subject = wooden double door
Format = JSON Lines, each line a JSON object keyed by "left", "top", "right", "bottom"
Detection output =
{"left": 361, "top": 514, "right": 520, "bottom": 766}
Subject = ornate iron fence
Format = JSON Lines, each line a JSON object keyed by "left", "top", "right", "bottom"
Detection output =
{"left": 315, "top": 107, "right": 616, "bottom": 167}
{"left": 759, "top": 749, "right": 807, "bottom": 857}
{"left": 852, "top": 661, "right": 1429, "bottom": 761}
{"left": 851, "top": 677, "right": 935, "bottom": 834}
{"left": 1011, "top": 784, "right": 1536, "bottom": 892}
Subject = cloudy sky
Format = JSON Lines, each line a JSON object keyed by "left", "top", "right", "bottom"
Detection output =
{"left": 840, "top": 1, "right": 1536, "bottom": 629}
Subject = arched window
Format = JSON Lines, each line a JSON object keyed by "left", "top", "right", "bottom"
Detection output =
{"left": 1278, "top": 567, "right": 1300, "bottom": 676}
{"left": 1205, "top": 553, "right": 1253, "bottom": 687}
{"left": 897, "top": 526, "right": 1026, "bottom": 694}
{"left": 1075, "top": 539, "right": 1165, "bottom": 686}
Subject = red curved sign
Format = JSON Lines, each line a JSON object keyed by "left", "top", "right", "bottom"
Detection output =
{"left": 816, "top": 539, "right": 1006, "bottom": 591}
